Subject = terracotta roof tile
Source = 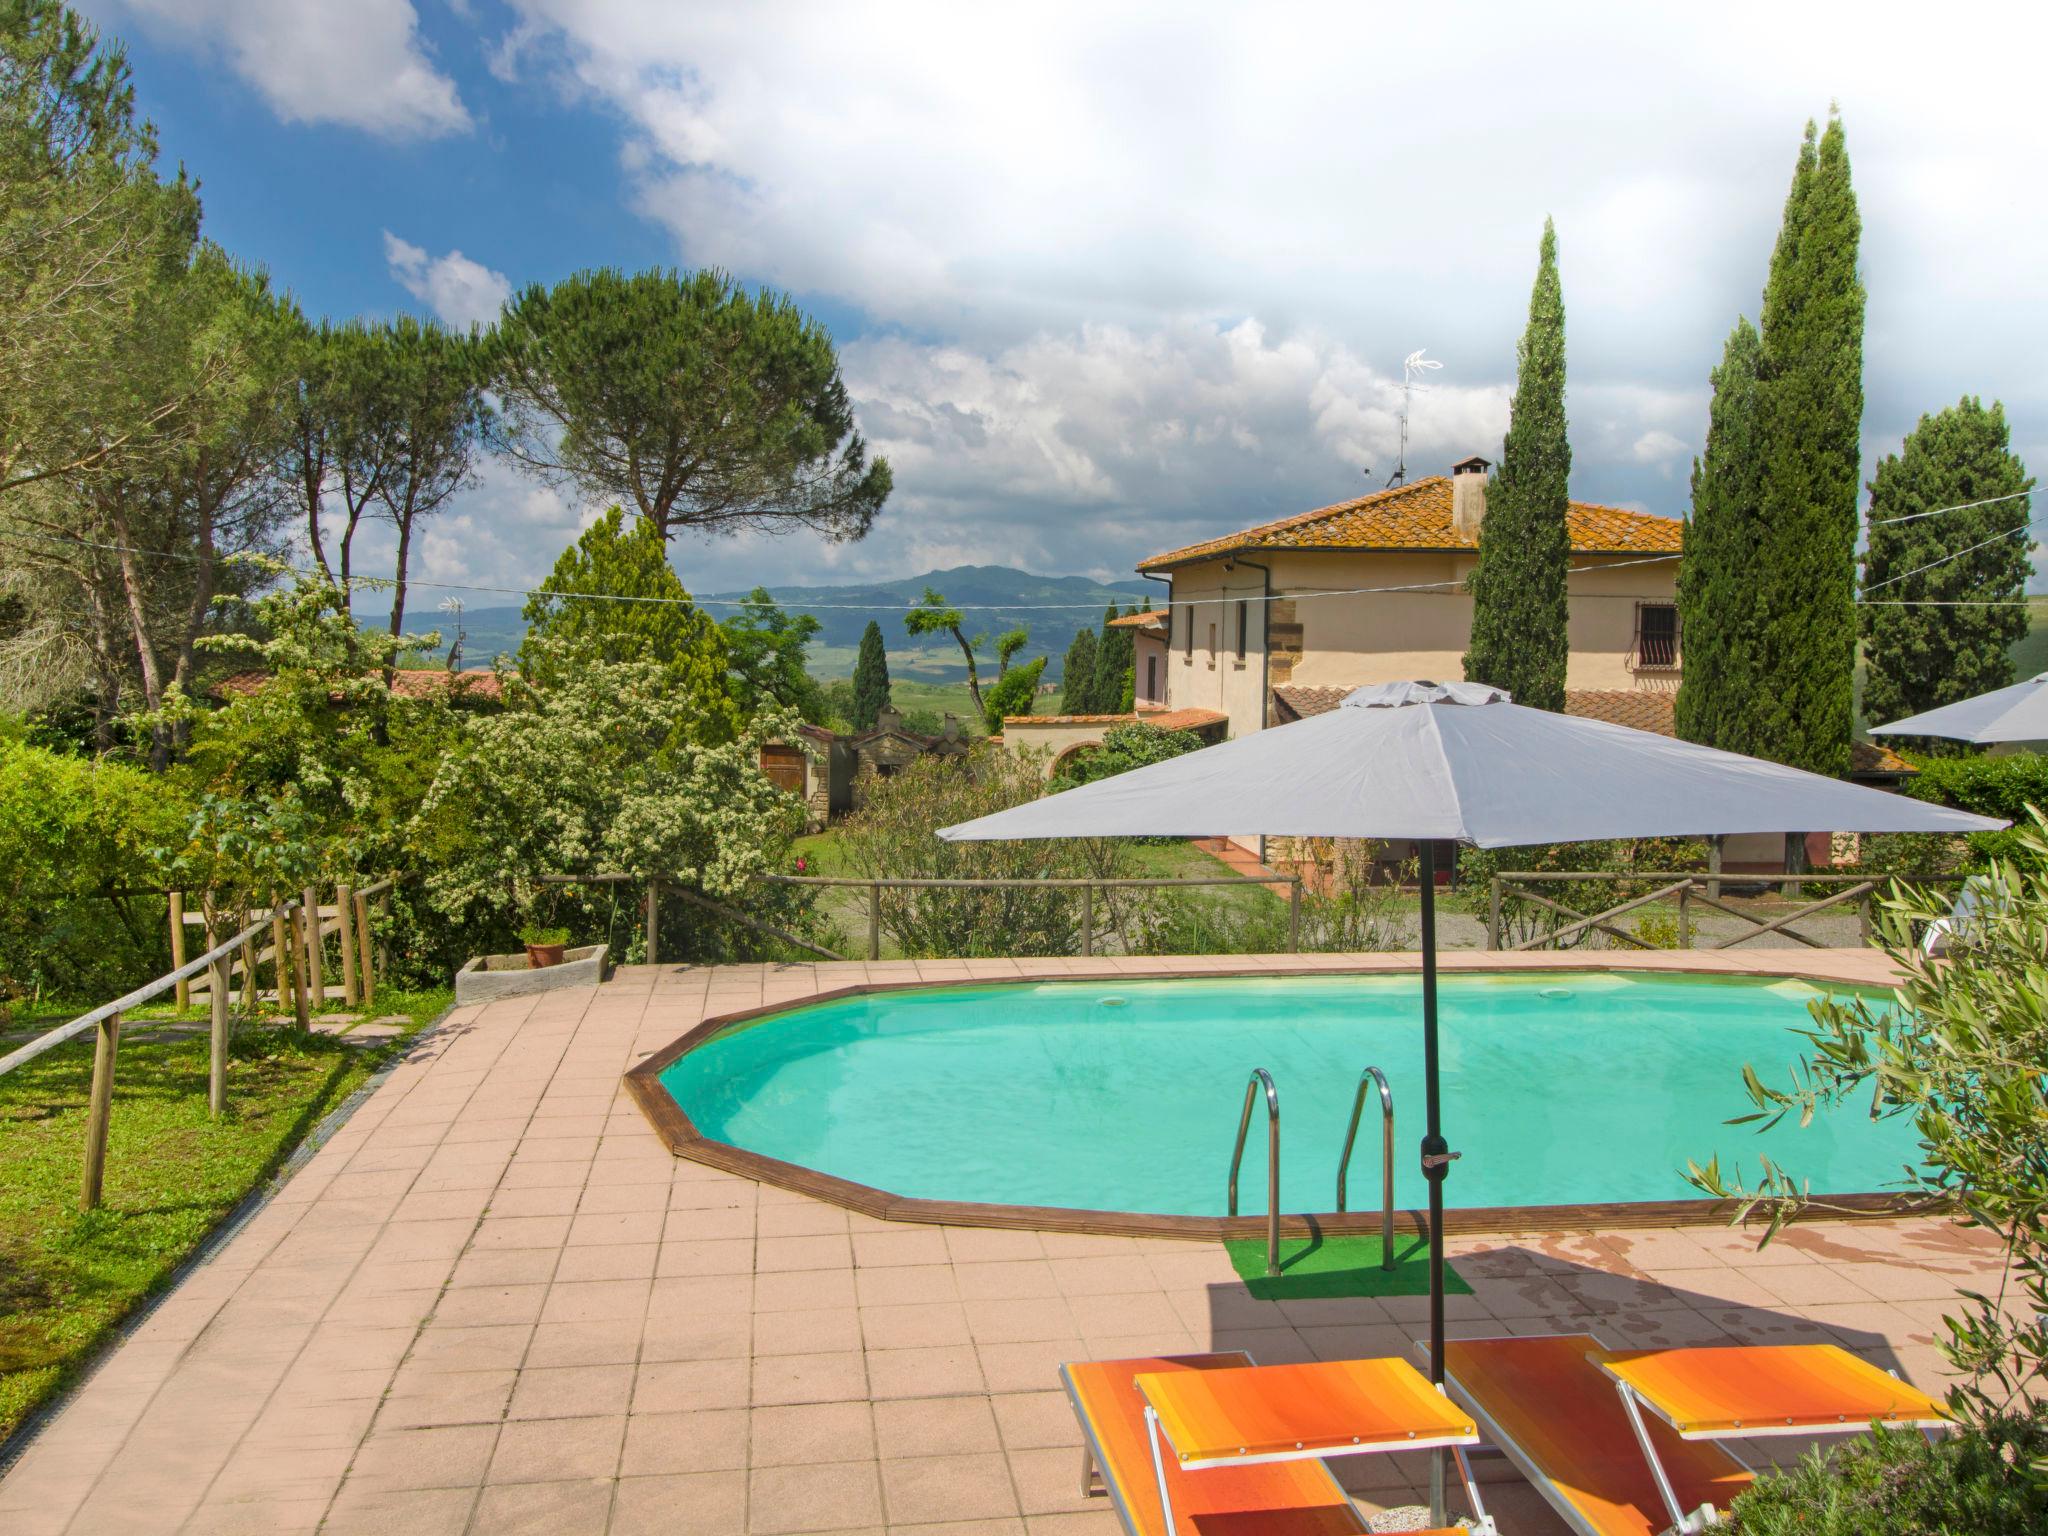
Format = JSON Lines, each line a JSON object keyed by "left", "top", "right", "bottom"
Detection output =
{"left": 1139, "top": 475, "right": 1682, "bottom": 569}
{"left": 1003, "top": 707, "right": 1227, "bottom": 731}
{"left": 1106, "top": 609, "right": 1170, "bottom": 629}
{"left": 1278, "top": 683, "right": 1916, "bottom": 778}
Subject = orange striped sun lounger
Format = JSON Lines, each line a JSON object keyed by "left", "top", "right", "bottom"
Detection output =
{"left": 1061, "top": 1351, "right": 1480, "bottom": 1536}
{"left": 1438, "top": 1334, "right": 1952, "bottom": 1536}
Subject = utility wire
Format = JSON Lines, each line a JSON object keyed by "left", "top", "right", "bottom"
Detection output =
{"left": 1864, "top": 485, "right": 2035, "bottom": 527}
{"left": 1860, "top": 516, "right": 2043, "bottom": 593}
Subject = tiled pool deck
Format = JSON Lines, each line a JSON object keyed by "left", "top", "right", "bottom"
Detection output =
{"left": 0, "top": 952, "right": 2015, "bottom": 1535}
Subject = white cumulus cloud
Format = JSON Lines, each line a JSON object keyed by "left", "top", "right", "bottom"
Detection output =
{"left": 383, "top": 232, "right": 512, "bottom": 329}
{"left": 100, "top": 0, "right": 469, "bottom": 139}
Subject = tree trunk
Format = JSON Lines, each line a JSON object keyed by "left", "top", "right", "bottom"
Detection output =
{"left": 950, "top": 626, "right": 983, "bottom": 713}
{"left": 103, "top": 494, "right": 169, "bottom": 765}
{"left": 386, "top": 511, "right": 412, "bottom": 655}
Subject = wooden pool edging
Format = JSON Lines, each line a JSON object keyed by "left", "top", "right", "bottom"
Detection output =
{"left": 621, "top": 960, "right": 1923, "bottom": 1240}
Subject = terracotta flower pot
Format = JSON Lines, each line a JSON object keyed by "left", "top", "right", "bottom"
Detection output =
{"left": 525, "top": 941, "right": 567, "bottom": 969}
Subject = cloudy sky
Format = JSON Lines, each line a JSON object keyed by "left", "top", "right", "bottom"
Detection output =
{"left": 89, "top": 0, "right": 2048, "bottom": 599}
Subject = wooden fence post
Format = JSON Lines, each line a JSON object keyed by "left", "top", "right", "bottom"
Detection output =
{"left": 1080, "top": 884, "right": 1094, "bottom": 958}
{"left": 1487, "top": 877, "right": 1503, "bottom": 951}
{"left": 301, "top": 885, "right": 325, "bottom": 1005}
{"left": 867, "top": 881, "right": 881, "bottom": 961}
{"left": 79, "top": 1012, "right": 121, "bottom": 1212}
{"left": 1707, "top": 836, "right": 1723, "bottom": 903}
{"left": 336, "top": 883, "right": 359, "bottom": 1007}
{"left": 1676, "top": 881, "right": 1693, "bottom": 950}
{"left": 208, "top": 949, "right": 230, "bottom": 1118}
{"left": 644, "top": 877, "right": 660, "bottom": 966}
{"left": 1287, "top": 879, "right": 1302, "bottom": 953}
{"left": 240, "top": 921, "right": 256, "bottom": 1010}
{"left": 272, "top": 900, "right": 291, "bottom": 1015}
{"left": 289, "top": 904, "right": 312, "bottom": 1030}
{"left": 354, "top": 888, "right": 375, "bottom": 1008}
{"left": 170, "top": 892, "right": 189, "bottom": 1009}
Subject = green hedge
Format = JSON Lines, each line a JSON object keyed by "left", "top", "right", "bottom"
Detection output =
{"left": 1900, "top": 749, "right": 2048, "bottom": 866}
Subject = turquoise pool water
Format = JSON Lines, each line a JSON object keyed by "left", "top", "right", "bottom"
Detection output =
{"left": 658, "top": 972, "right": 1917, "bottom": 1216}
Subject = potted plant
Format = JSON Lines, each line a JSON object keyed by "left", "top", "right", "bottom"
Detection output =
{"left": 520, "top": 923, "right": 571, "bottom": 969}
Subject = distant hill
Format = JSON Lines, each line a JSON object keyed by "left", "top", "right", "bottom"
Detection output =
{"left": 404, "top": 565, "right": 1157, "bottom": 683}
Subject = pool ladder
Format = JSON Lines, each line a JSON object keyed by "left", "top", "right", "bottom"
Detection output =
{"left": 1227, "top": 1066, "right": 1397, "bottom": 1279}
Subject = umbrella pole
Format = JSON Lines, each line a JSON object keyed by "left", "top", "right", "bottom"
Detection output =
{"left": 1417, "top": 840, "right": 1450, "bottom": 1526}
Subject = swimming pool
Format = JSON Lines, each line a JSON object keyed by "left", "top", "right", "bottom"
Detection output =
{"left": 651, "top": 971, "right": 1916, "bottom": 1220}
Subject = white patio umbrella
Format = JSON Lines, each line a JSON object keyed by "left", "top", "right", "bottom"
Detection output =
{"left": 1869, "top": 672, "right": 2048, "bottom": 744}
{"left": 939, "top": 679, "right": 2002, "bottom": 1521}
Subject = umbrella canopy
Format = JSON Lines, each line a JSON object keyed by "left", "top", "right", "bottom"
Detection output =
{"left": 944, "top": 680, "right": 2004, "bottom": 845}
{"left": 1869, "top": 672, "right": 2048, "bottom": 745}
{"left": 939, "top": 680, "right": 2002, "bottom": 1522}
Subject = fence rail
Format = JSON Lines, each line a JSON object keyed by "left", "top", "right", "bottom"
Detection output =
{"left": 542, "top": 870, "right": 1304, "bottom": 962}
{"left": 0, "top": 877, "right": 395, "bottom": 1212}
{"left": 1485, "top": 869, "right": 1964, "bottom": 952}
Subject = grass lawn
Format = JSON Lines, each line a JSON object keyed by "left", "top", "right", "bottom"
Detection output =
{"left": 0, "top": 988, "right": 449, "bottom": 1444}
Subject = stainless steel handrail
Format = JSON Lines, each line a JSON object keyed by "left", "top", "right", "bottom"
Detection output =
{"left": 1336, "top": 1066, "right": 1396, "bottom": 1271}
{"left": 1226, "top": 1068, "right": 1281, "bottom": 1277}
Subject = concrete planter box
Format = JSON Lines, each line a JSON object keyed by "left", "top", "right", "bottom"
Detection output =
{"left": 456, "top": 943, "right": 609, "bottom": 1004}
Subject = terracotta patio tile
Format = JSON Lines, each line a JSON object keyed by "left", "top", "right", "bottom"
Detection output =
{"left": 539, "top": 1277, "right": 653, "bottom": 1325}
{"left": 753, "top": 1349, "right": 870, "bottom": 1406}
{"left": 1755, "top": 1263, "right": 1879, "bottom": 1307}
{"left": 640, "top": 1312, "right": 753, "bottom": 1364}
{"left": 955, "top": 1261, "right": 1063, "bottom": 1301}
{"left": 964, "top": 1297, "right": 1081, "bottom": 1344}
{"left": 525, "top": 1318, "right": 644, "bottom": 1368}
{"left": 609, "top": 1469, "right": 748, "bottom": 1536}
{"left": 467, "top": 1477, "right": 612, "bottom": 1536}
{"left": 874, "top": 1395, "right": 1003, "bottom": 1459}
{"left": 750, "top": 1401, "right": 877, "bottom": 1466}
{"left": 753, "top": 1306, "right": 865, "bottom": 1356}
{"left": 633, "top": 1358, "right": 751, "bottom": 1413}
{"left": 1646, "top": 1265, "right": 1784, "bottom": 1310}
{"left": 321, "top": 1484, "right": 475, "bottom": 1536}
{"left": 945, "top": 1228, "right": 1046, "bottom": 1264}
{"left": 855, "top": 1263, "right": 961, "bottom": 1307}
{"left": 472, "top": 1215, "right": 575, "bottom": 1251}
{"left": 377, "top": 1368, "right": 516, "bottom": 1428}
{"left": 757, "top": 1232, "right": 856, "bottom": 1272}
{"left": 852, "top": 1227, "right": 953, "bottom": 1268}
{"left": 1007, "top": 1444, "right": 1097, "bottom": 1517}
{"left": 449, "top": 1247, "right": 560, "bottom": 1289}
{"left": 399, "top": 1324, "right": 535, "bottom": 1376}
{"left": 657, "top": 1237, "right": 757, "bottom": 1277}
{"left": 993, "top": 1389, "right": 1084, "bottom": 1451}
{"left": 618, "top": 1407, "right": 749, "bottom": 1476}
{"left": 666, "top": 1204, "right": 757, "bottom": 1242}
{"left": 882, "top": 1451, "right": 1022, "bottom": 1523}
{"left": 1047, "top": 1257, "right": 1159, "bottom": 1296}
{"left": 431, "top": 1284, "right": 549, "bottom": 1328}
{"left": 755, "top": 1201, "right": 852, "bottom": 1237}
{"left": 867, "top": 1344, "right": 987, "bottom": 1399}
{"left": 508, "top": 1362, "right": 636, "bottom": 1419}
{"left": 553, "top": 1240, "right": 658, "bottom": 1282}
{"left": 652, "top": 1273, "right": 757, "bottom": 1316}
{"left": 862, "top": 1301, "right": 975, "bottom": 1350}
{"left": 486, "top": 1414, "right": 625, "bottom": 1483}
{"left": 1834, "top": 1260, "right": 1976, "bottom": 1302}
{"left": 747, "top": 1459, "right": 884, "bottom": 1535}
{"left": 975, "top": 1340, "right": 1083, "bottom": 1395}
{"left": 346, "top": 1423, "right": 498, "bottom": 1490}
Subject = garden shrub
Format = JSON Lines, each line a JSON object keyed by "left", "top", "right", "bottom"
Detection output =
{"left": 1053, "top": 721, "right": 1205, "bottom": 787}
{"left": 0, "top": 737, "right": 186, "bottom": 1008}
{"left": 1694, "top": 810, "right": 2048, "bottom": 1470}
{"left": 1899, "top": 749, "right": 2048, "bottom": 867}
{"left": 1725, "top": 1408, "right": 2048, "bottom": 1535}
{"left": 837, "top": 746, "right": 1132, "bottom": 958}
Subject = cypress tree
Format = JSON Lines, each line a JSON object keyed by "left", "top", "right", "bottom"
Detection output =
{"left": 1061, "top": 626, "right": 1097, "bottom": 714}
{"left": 1089, "top": 606, "right": 1133, "bottom": 714}
{"left": 850, "top": 618, "right": 891, "bottom": 730}
{"left": 1751, "top": 114, "right": 1863, "bottom": 775}
{"left": 1674, "top": 318, "right": 1766, "bottom": 750}
{"left": 1861, "top": 397, "right": 2032, "bottom": 735}
{"left": 1464, "top": 219, "right": 1571, "bottom": 711}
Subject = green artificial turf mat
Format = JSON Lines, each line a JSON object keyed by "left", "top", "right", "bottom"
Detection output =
{"left": 1223, "top": 1231, "right": 1472, "bottom": 1300}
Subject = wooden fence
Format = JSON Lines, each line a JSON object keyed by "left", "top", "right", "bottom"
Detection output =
{"left": 541, "top": 871, "right": 1305, "bottom": 962}
{"left": 0, "top": 877, "right": 395, "bottom": 1212}
{"left": 1484, "top": 870, "right": 1963, "bottom": 952}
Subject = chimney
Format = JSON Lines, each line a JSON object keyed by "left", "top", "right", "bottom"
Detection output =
{"left": 1450, "top": 455, "right": 1490, "bottom": 540}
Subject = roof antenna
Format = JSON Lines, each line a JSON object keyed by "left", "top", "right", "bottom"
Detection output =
{"left": 1386, "top": 349, "right": 1442, "bottom": 489}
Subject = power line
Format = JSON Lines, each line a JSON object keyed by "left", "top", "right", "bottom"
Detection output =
{"left": 1865, "top": 485, "right": 2035, "bottom": 527}
{"left": 1860, "top": 516, "right": 2043, "bottom": 593}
